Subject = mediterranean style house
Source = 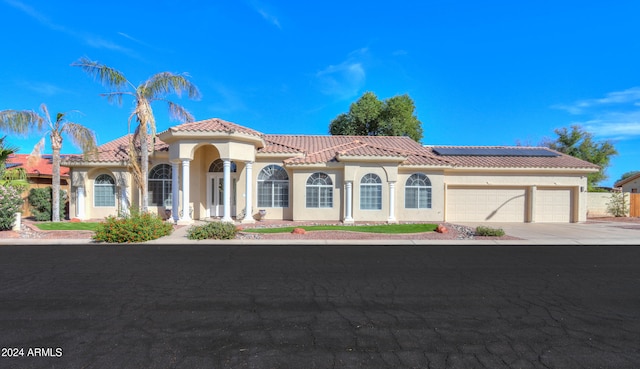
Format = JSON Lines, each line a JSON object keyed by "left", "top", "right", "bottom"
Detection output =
{"left": 62, "top": 118, "right": 599, "bottom": 224}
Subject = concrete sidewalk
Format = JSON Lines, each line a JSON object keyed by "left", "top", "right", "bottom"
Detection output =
{"left": 1, "top": 220, "right": 639, "bottom": 245}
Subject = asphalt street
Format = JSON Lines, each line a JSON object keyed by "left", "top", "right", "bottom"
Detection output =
{"left": 0, "top": 245, "right": 639, "bottom": 369}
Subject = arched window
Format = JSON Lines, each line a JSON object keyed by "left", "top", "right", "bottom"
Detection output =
{"left": 148, "top": 164, "right": 172, "bottom": 206}
{"left": 257, "top": 165, "right": 289, "bottom": 207}
{"left": 306, "top": 172, "right": 333, "bottom": 208}
{"left": 208, "top": 159, "right": 237, "bottom": 172}
{"left": 94, "top": 174, "right": 115, "bottom": 207}
{"left": 405, "top": 173, "right": 432, "bottom": 209}
{"left": 360, "top": 173, "right": 382, "bottom": 210}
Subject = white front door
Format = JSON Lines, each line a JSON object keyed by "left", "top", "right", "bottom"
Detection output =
{"left": 207, "top": 173, "right": 237, "bottom": 218}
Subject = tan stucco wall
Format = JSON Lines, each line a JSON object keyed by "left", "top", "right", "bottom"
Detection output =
{"left": 347, "top": 164, "right": 394, "bottom": 222}
{"left": 252, "top": 160, "right": 293, "bottom": 220}
{"left": 394, "top": 170, "right": 446, "bottom": 222}
{"left": 69, "top": 167, "right": 132, "bottom": 220}
{"left": 587, "top": 192, "right": 630, "bottom": 217}
{"left": 291, "top": 169, "right": 343, "bottom": 221}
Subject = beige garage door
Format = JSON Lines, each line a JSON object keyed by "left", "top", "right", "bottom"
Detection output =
{"left": 535, "top": 188, "right": 572, "bottom": 222}
{"left": 447, "top": 187, "right": 527, "bottom": 222}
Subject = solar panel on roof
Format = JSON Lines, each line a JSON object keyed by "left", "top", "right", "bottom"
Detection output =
{"left": 432, "top": 147, "right": 560, "bottom": 157}
{"left": 5, "top": 163, "right": 21, "bottom": 169}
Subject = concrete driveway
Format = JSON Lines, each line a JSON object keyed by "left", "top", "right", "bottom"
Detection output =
{"left": 458, "top": 220, "right": 640, "bottom": 245}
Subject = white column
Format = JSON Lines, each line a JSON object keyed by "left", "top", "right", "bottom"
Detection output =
{"left": 242, "top": 161, "right": 254, "bottom": 223}
{"left": 171, "top": 162, "right": 179, "bottom": 223}
{"left": 179, "top": 159, "right": 192, "bottom": 223}
{"left": 222, "top": 159, "right": 233, "bottom": 222}
{"left": 388, "top": 181, "right": 397, "bottom": 223}
{"left": 76, "top": 187, "right": 85, "bottom": 220}
{"left": 344, "top": 181, "right": 354, "bottom": 223}
{"left": 120, "top": 186, "right": 130, "bottom": 216}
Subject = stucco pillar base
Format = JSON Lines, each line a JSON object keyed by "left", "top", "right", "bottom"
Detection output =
{"left": 343, "top": 219, "right": 354, "bottom": 224}
{"left": 240, "top": 217, "right": 255, "bottom": 224}
{"left": 177, "top": 219, "right": 195, "bottom": 225}
{"left": 387, "top": 218, "right": 398, "bottom": 224}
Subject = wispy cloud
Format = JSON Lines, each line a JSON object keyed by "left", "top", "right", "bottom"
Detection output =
{"left": 206, "top": 84, "right": 246, "bottom": 115}
{"left": 17, "top": 81, "right": 69, "bottom": 96}
{"left": 249, "top": 1, "right": 282, "bottom": 29}
{"left": 553, "top": 87, "right": 640, "bottom": 115}
{"left": 257, "top": 8, "right": 281, "bottom": 29}
{"left": 4, "top": 0, "right": 136, "bottom": 57}
{"left": 315, "top": 48, "right": 368, "bottom": 100}
{"left": 554, "top": 87, "right": 640, "bottom": 140}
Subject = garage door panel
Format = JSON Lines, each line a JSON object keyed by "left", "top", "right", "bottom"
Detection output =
{"left": 447, "top": 188, "right": 526, "bottom": 222}
{"left": 535, "top": 188, "right": 572, "bottom": 223}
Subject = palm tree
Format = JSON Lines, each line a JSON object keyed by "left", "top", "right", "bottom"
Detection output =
{"left": 0, "top": 104, "right": 98, "bottom": 221}
{"left": 72, "top": 57, "right": 201, "bottom": 213}
{"left": 0, "top": 136, "right": 18, "bottom": 178}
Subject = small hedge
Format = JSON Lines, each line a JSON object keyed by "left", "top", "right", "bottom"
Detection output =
{"left": 187, "top": 221, "right": 238, "bottom": 240}
{"left": 475, "top": 226, "right": 505, "bottom": 237}
{"left": 27, "top": 187, "right": 67, "bottom": 221}
{"left": 93, "top": 211, "right": 173, "bottom": 243}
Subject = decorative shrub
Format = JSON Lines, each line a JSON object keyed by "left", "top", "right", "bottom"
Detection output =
{"left": 27, "top": 187, "right": 67, "bottom": 221}
{"left": 475, "top": 226, "right": 505, "bottom": 237}
{"left": 607, "top": 192, "right": 629, "bottom": 217}
{"left": 92, "top": 211, "right": 173, "bottom": 243}
{"left": 187, "top": 221, "right": 238, "bottom": 240}
{"left": 0, "top": 184, "right": 23, "bottom": 231}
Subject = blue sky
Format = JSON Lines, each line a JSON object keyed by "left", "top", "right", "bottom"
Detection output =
{"left": 1, "top": 0, "right": 639, "bottom": 187}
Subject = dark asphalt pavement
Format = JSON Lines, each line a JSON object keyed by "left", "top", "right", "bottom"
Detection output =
{"left": 0, "top": 245, "right": 639, "bottom": 369}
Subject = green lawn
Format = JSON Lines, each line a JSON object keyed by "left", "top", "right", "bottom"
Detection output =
{"left": 34, "top": 222, "right": 101, "bottom": 231}
{"left": 243, "top": 223, "right": 438, "bottom": 234}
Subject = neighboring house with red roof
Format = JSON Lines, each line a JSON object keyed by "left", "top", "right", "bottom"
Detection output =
{"left": 62, "top": 118, "right": 599, "bottom": 224}
{"left": 5, "top": 154, "right": 71, "bottom": 217}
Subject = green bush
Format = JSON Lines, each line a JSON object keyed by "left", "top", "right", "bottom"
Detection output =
{"left": 187, "top": 221, "right": 238, "bottom": 240}
{"left": 607, "top": 192, "right": 629, "bottom": 217}
{"left": 0, "top": 184, "right": 23, "bottom": 231}
{"left": 27, "top": 187, "right": 66, "bottom": 221}
{"left": 475, "top": 226, "right": 505, "bottom": 237}
{"left": 92, "top": 211, "right": 173, "bottom": 243}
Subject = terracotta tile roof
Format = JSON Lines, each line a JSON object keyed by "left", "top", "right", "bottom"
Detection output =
{"left": 63, "top": 134, "right": 168, "bottom": 164}
{"left": 428, "top": 146, "right": 601, "bottom": 169}
{"left": 5, "top": 154, "right": 70, "bottom": 177}
{"left": 60, "top": 119, "right": 599, "bottom": 171}
{"left": 265, "top": 135, "right": 454, "bottom": 166}
{"left": 162, "top": 118, "right": 264, "bottom": 137}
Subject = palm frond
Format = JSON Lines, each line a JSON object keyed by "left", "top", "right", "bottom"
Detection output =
{"left": 167, "top": 101, "right": 196, "bottom": 122}
{"left": 141, "top": 72, "right": 201, "bottom": 101}
{"left": 61, "top": 122, "right": 99, "bottom": 159}
{"left": 100, "top": 92, "right": 129, "bottom": 106}
{"left": 72, "top": 56, "right": 131, "bottom": 91}
{"left": 0, "top": 109, "right": 45, "bottom": 134}
{"left": 27, "top": 137, "right": 45, "bottom": 168}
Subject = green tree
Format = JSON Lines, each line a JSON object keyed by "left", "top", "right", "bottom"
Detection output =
{"left": 541, "top": 125, "right": 617, "bottom": 190}
{"left": 0, "top": 104, "right": 98, "bottom": 221}
{"left": 329, "top": 91, "right": 423, "bottom": 142}
{"left": 73, "top": 57, "right": 201, "bottom": 213}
